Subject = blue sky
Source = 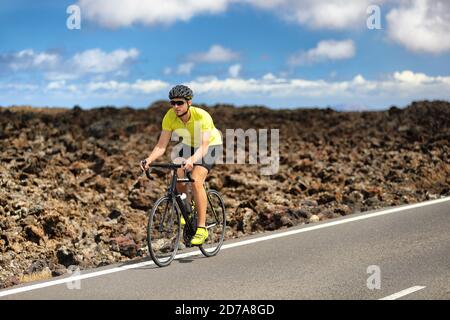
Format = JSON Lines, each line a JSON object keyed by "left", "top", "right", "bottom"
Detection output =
{"left": 1, "top": 0, "right": 449, "bottom": 109}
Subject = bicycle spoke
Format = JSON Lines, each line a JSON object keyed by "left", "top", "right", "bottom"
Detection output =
{"left": 158, "top": 201, "right": 170, "bottom": 232}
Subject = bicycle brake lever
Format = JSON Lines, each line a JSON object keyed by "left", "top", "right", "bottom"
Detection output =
{"left": 140, "top": 159, "right": 153, "bottom": 180}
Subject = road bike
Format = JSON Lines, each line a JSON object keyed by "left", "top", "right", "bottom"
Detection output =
{"left": 143, "top": 163, "right": 226, "bottom": 267}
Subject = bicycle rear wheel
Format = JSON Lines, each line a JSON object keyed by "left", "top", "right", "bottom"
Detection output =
{"left": 200, "top": 189, "right": 226, "bottom": 257}
{"left": 147, "top": 196, "right": 181, "bottom": 267}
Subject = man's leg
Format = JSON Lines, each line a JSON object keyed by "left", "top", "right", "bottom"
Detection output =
{"left": 190, "top": 165, "right": 208, "bottom": 227}
{"left": 176, "top": 166, "right": 190, "bottom": 227}
{"left": 173, "top": 148, "right": 188, "bottom": 195}
{"left": 176, "top": 168, "right": 187, "bottom": 195}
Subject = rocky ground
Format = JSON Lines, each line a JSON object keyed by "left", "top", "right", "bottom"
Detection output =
{"left": 0, "top": 100, "right": 449, "bottom": 288}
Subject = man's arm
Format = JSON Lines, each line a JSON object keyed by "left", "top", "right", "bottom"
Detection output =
{"left": 142, "top": 130, "right": 171, "bottom": 168}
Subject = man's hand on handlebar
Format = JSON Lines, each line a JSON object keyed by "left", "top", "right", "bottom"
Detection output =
{"left": 183, "top": 157, "right": 194, "bottom": 172}
{"left": 140, "top": 158, "right": 151, "bottom": 172}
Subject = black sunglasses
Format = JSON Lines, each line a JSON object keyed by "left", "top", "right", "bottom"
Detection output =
{"left": 170, "top": 100, "right": 185, "bottom": 106}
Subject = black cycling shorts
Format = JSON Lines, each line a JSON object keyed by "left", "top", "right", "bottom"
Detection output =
{"left": 178, "top": 144, "right": 222, "bottom": 172}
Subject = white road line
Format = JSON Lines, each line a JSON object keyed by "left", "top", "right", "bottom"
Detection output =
{"left": 220, "top": 196, "right": 450, "bottom": 250}
{"left": 0, "top": 196, "right": 449, "bottom": 298}
{"left": 379, "top": 286, "right": 426, "bottom": 300}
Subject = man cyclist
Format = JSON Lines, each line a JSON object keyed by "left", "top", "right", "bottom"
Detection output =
{"left": 140, "top": 85, "right": 223, "bottom": 246}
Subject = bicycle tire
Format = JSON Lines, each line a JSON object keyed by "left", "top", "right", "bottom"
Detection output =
{"left": 200, "top": 189, "right": 226, "bottom": 257}
{"left": 147, "top": 196, "right": 181, "bottom": 267}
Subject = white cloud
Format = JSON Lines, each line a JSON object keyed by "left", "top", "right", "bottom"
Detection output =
{"left": 132, "top": 79, "right": 170, "bottom": 93}
{"left": 288, "top": 39, "right": 356, "bottom": 65}
{"left": 66, "top": 84, "right": 79, "bottom": 93}
{"left": 185, "top": 70, "right": 450, "bottom": 102}
{"left": 262, "top": 73, "right": 287, "bottom": 83}
{"left": 3, "top": 70, "right": 449, "bottom": 108}
{"left": 44, "top": 48, "right": 139, "bottom": 80}
{"left": 228, "top": 64, "right": 241, "bottom": 77}
{"left": 75, "top": 0, "right": 448, "bottom": 55}
{"left": 352, "top": 74, "right": 366, "bottom": 85}
{"left": 167, "top": 46, "right": 239, "bottom": 77}
{"left": 87, "top": 79, "right": 169, "bottom": 94}
{"left": 77, "top": 0, "right": 383, "bottom": 30}
{"left": 45, "top": 72, "right": 80, "bottom": 81}
{"left": 387, "top": 0, "right": 450, "bottom": 53}
{"left": 262, "top": 73, "right": 277, "bottom": 81}
{"left": 393, "top": 70, "right": 432, "bottom": 84}
{"left": 243, "top": 0, "right": 286, "bottom": 10}
{"left": 77, "top": 0, "right": 231, "bottom": 28}
{"left": 162, "top": 46, "right": 239, "bottom": 77}
{"left": 187, "top": 45, "right": 239, "bottom": 63}
{"left": 0, "top": 49, "right": 60, "bottom": 71}
{"left": 71, "top": 48, "right": 139, "bottom": 74}
{"left": 1, "top": 48, "right": 139, "bottom": 81}
{"left": 0, "top": 83, "right": 39, "bottom": 91}
{"left": 40, "top": 78, "right": 169, "bottom": 98}
{"left": 187, "top": 45, "right": 240, "bottom": 63}
{"left": 47, "top": 80, "right": 67, "bottom": 90}
{"left": 247, "top": 0, "right": 382, "bottom": 29}
{"left": 176, "top": 62, "right": 195, "bottom": 75}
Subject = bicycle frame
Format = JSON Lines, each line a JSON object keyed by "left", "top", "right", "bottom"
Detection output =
{"left": 146, "top": 162, "right": 226, "bottom": 264}
{"left": 150, "top": 164, "right": 199, "bottom": 245}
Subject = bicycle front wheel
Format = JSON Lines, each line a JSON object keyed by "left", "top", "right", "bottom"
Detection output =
{"left": 200, "top": 189, "right": 226, "bottom": 257}
{"left": 147, "top": 196, "right": 181, "bottom": 267}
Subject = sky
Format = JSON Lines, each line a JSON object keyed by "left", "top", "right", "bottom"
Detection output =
{"left": 0, "top": 0, "right": 449, "bottom": 110}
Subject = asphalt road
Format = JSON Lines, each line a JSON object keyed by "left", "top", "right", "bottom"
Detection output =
{"left": 1, "top": 197, "right": 449, "bottom": 300}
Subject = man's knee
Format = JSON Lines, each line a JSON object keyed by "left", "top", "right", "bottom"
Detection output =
{"left": 176, "top": 168, "right": 187, "bottom": 192}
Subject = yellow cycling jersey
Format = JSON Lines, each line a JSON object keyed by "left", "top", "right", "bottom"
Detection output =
{"left": 162, "top": 106, "right": 223, "bottom": 147}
